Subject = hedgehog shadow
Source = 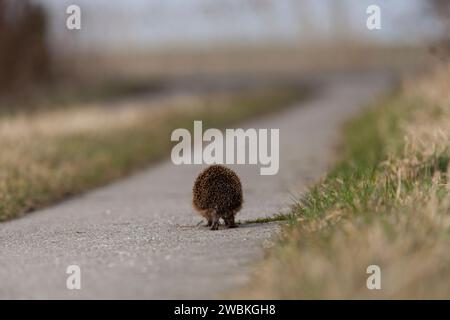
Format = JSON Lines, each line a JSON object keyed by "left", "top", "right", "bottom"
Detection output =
{"left": 178, "top": 220, "right": 280, "bottom": 231}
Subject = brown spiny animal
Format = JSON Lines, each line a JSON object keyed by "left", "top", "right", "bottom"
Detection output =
{"left": 193, "top": 165, "right": 243, "bottom": 230}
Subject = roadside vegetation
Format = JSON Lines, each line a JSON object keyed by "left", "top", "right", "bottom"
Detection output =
{"left": 238, "top": 63, "right": 450, "bottom": 299}
{"left": 0, "top": 86, "right": 305, "bottom": 221}
{"left": 0, "top": 78, "right": 165, "bottom": 115}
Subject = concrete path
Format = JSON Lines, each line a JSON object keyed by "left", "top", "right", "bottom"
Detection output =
{"left": 0, "top": 72, "right": 391, "bottom": 299}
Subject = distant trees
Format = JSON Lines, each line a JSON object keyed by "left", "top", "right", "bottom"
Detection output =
{"left": 0, "top": 0, "right": 52, "bottom": 94}
{"left": 429, "top": 0, "right": 450, "bottom": 59}
{"left": 430, "top": 0, "right": 450, "bottom": 34}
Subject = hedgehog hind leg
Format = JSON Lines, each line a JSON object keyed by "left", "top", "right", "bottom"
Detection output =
{"left": 224, "top": 214, "right": 238, "bottom": 228}
{"left": 198, "top": 209, "right": 213, "bottom": 227}
{"left": 210, "top": 209, "right": 220, "bottom": 231}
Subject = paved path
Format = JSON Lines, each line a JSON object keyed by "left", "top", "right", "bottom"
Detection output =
{"left": 0, "top": 72, "right": 392, "bottom": 299}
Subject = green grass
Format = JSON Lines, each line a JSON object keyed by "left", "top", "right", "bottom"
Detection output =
{"left": 0, "top": 86, "right": 306, "bottom": 221}
{"left": 294, "top": 96, "right": 403, "bottom": 221}
{"left": 237, "top": 67, "right": 450, "bottom": 298}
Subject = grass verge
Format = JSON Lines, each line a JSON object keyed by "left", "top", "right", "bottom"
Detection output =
{"left": 237, "top": 64, "right": 450, "bottom": 299}
{"left": 0, "top": 86, "right": 306, "bottom": 221}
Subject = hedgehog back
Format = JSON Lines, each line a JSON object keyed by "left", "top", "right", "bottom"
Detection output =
{"left": 193, "top": 165, "right": 243, "bottom": 216}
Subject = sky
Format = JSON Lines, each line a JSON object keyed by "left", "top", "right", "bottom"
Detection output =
{"left": 35, "top": 0, "right": 440, "bottom": 51}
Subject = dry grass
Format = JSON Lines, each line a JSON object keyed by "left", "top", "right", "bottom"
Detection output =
{"left": 236, "top": 64, "right": 450, "bottom": 299}
{"left": 0, "top": 86, "right": 305, "bottom": 221}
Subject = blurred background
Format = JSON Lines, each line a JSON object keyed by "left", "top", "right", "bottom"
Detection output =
{"left": 1, "top": 0, "right": 449, "bottom": 299}
{"left": 0, "top": 0, "right": 448, "bottom": 111}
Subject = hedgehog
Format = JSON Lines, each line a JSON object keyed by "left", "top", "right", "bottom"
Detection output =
{"left": 193, "top": 165, "right": 243, "bottom": 230}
